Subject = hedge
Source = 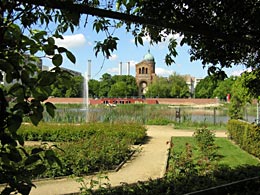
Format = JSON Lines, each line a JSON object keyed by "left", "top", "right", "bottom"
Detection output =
{"left": 18, "top": 122, "right": 146, "bottom": 144}
{"left": 227, "top": 119, "right": 260, "bottom": 158}
{"left": 18, "top": 123, "right": 147, "bottom": 178}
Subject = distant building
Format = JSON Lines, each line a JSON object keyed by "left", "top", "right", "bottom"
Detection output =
{"left": 194, "top": 77, "right": 203, "bottom": 88}
{"left": 43, "top": 66, "right": 82, "bottom": 77}
{"left": 182, "top": 75, "right": 204, "bottom": 96}
{"left": 134, "top": 51, "right": 204, "bottom": 97}
{"left": 135, "top": 50, "right": 157, "bottom": 96}
{"left": 59, "top": 67, "right": 82, "bottom": 77}
{"left": 182, "top": 74, "right": 195, "bottom": 95}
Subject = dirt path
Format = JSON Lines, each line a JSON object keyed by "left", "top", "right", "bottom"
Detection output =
{"left": 29, "top": 126, "right": 227, "bottom": 195}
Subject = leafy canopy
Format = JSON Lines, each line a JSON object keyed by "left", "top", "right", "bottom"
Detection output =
{"left": 0, "top": 1, "right": 80, "bottom": 194}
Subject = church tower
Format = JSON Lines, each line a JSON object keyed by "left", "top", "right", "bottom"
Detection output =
{"left": 135, "top": 50, "right": 156, "bottom": 96}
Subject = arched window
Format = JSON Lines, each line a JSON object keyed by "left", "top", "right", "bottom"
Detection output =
{"left": 139, "top": 68, "right": 141, "bottom": 74}
{"left": 145, "top": 68, "right": 148, "bottom": 74}
{"left": 142, "top": 67, "right": 145, "bottom": 74}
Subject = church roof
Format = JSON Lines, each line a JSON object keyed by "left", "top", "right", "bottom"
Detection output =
{"left": 143, "top": 50, "right": 154, "bottom": 62}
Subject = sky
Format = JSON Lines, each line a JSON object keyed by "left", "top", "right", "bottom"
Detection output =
{"left": 42, "top": 16, "right": 247, "bottom": 80}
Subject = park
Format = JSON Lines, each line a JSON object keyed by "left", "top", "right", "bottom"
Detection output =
{"left": 1, "top": 1, "right": 260, "bottom": 194}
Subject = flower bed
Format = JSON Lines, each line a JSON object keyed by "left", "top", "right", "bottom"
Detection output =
{"left": 18, "top": 123, "right": 147, "bottom": 178}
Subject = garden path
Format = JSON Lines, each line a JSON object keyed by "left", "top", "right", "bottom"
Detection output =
{"left": 29, "top": 125, "right": 227, "bottom": 195}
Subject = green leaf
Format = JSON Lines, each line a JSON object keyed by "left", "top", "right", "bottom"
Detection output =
{"left": 45, "top": 149, "right": 59, "bottom": 166}
{"left": 66, "top": 50, "right": 76, "bottom": 64}
{"left": 8, "top": 147, "right": 23, "bottom": 162}
{"left": 137, "top": 36, "right": 143, "bottom": 45}
{"left": 32, "top": 164, "right": 47, "bottom": 175}
{"left": 21, "top": 70, "right": 30, "bottom": 83}
{"left": 24, "top": 154, "right": 41, "bottom": 166}
{"left": 5, "top": 72, "right": 13, "bottom": 83}
{"left": 52, "top": 54, "right": 63, "bottom": 66}
{"left": 45, "top": 102, "right": 56, "bottom": 118}
{"left": 47, "top": 37, "right": 55, "bottom": 45}
{"left": 31, "top": 148, "right": 44, "bottom": 154}
{"left": 17, "top": 135, "right": 25, "bottom": 146}
{"left": 57, "top": 47, "right": 67, "bottom": 53}
{"left": 29, "top": 112, "right": 42, "bottom": 126}
{"left": 43, "top": 44, "right": 55, "bottom": 55}
{"left": 7, "top": 115, "right": 22, "bottom": 133}
{"left": 38, "top": 71, "right": 56, "bottom": 86}
{"left": 29, "top": 41, "right": 39, "bottom": 55}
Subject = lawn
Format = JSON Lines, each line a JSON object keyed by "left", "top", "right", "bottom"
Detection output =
{"left": 171, "top": 137, "right": 260, "bottom": 167}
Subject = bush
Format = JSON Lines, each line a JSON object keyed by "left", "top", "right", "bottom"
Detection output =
{"left": 227, "top": 119, "right": 260, "bottom": 158}
{"left": 18, "top": 123, "right": 147, "bottom": 144}
{"left": 18, "top": 123, "right": 147, "bottom": 178}
{"left": 193, "top": 127, "right": 217, "bottom": 159}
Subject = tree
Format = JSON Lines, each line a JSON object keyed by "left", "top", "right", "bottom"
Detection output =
{"left": 0, "top": 1, "right": 78, "bottom": 194}
{"left": 108, "top": 81, "right": 128, "bottom": 97}
{"left": 51, "top": 75, "right": 84, "bottom": 97}
{"left": 146, "top": 77, "right": 170, "bottom": 98}
{"left": 14, "top": 0, "right": 260, "bottom": 97}
{"left": 88, "top": 79, "right": 100, "bottom": 98}
{"left": 2, "top": 0, "right": 260, "bottom": 194}
{"left": 17, "top": 0, "right": 260, "bottom": 74}
{"left": 195, "top": 76, "right": 218, "bottom": 98}
{"left": 146, "top": 74, "right": 190, "bottom": 98}
{"left": 89, "top": 74, "right": 138, "bottom": 98}
{"left": 98, "top": 73, "right": 112, "bottom": 97}
{"left": 213, "top": 76, "right": 236, "bottom": 100}
{"left": 229, "top": 76, "right": 252, "bottom": 119}
{"left": 168, "top": 74, "right": 190, "bottom": 98}
{"left": 111, "top": 75, "right": 138, "bottom": 97}
{"left": 242, "top": 68, "right": 260, "bottom": 98}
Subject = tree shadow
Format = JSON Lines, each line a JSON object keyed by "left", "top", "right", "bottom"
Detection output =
{"left": 91, "top": 165, "right": 260, "bottom": 195}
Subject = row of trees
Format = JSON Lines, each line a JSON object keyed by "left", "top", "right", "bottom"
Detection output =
{"left": 51, "top": 75, "right": 83, "bottom": 97}
{"left": 195, "top": 76, "right": 236, "bottom": 99}
{"left": 49, "top": 73, "right": 242, "bottom": 101}
{"left": 59, "top": 70, "right": 252, "bottom": 102}
{"left": 88, "top": 73, "right": 190, "bottom": 98}
{"left": 89, "top": 73, "right": 138, "bottom": 98}
{"left": 145, "top": 74, "right": 190, "bottom": 98}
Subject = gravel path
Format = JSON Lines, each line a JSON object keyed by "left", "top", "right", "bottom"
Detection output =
{"left": 29, "top": 125, "right": 227, "bottom": 195}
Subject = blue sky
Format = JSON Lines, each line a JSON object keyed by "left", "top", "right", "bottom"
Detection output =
{"left": 42, "top": 17, "right": 246, "bottom": 80}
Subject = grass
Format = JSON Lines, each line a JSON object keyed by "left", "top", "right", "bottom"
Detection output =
{"left": 173, "top": 121, "right": 227, "bottom": 131}
{"left": 171, "top": 137, "right": 259, "bottom": 167}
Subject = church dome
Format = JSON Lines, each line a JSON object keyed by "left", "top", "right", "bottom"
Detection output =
{"left": 143, "top": 50, "right": 154, "bottom": 62}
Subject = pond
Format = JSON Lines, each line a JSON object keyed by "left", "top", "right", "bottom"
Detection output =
{"left": 41, "top": 105, "right": 258, "bottom": 124}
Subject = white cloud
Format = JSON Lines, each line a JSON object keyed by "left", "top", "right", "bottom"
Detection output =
{"left": 107, "top": 67, "right": 119, "bottom": 74}
{"left": 230, "top": 70, "right": 244, "bottom": 76}
{"left": 54, "top": 34, "right": 86, "bottom": 49}
{"left": 128, "top": 60, "right": 138, "bottom": 67}
{"left": 155, "top": 67, "right": 174, "bottom": 76}
{"left": 229, "top": 68, "right": 252, "bottom": 76}
{"left": 109, "top": 54, "right": 118, "bottom": 61}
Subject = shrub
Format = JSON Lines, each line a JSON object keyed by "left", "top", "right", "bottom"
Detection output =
{"left": 19, "top": 123, "right": 147, "bottom": 178}
{"left": 193, "top": 127, "right": 217, "bottom": 160}
{"left": 227, "top": 119, "right": 260, "bottom": 158}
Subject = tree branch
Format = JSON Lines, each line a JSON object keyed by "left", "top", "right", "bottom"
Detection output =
{"left": 17, "top": 0, "right": 260, "bottom": 47}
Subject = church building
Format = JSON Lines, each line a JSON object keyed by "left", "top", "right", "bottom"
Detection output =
{"left": 135, "top": 50, "right": 156, "bottom": 96}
